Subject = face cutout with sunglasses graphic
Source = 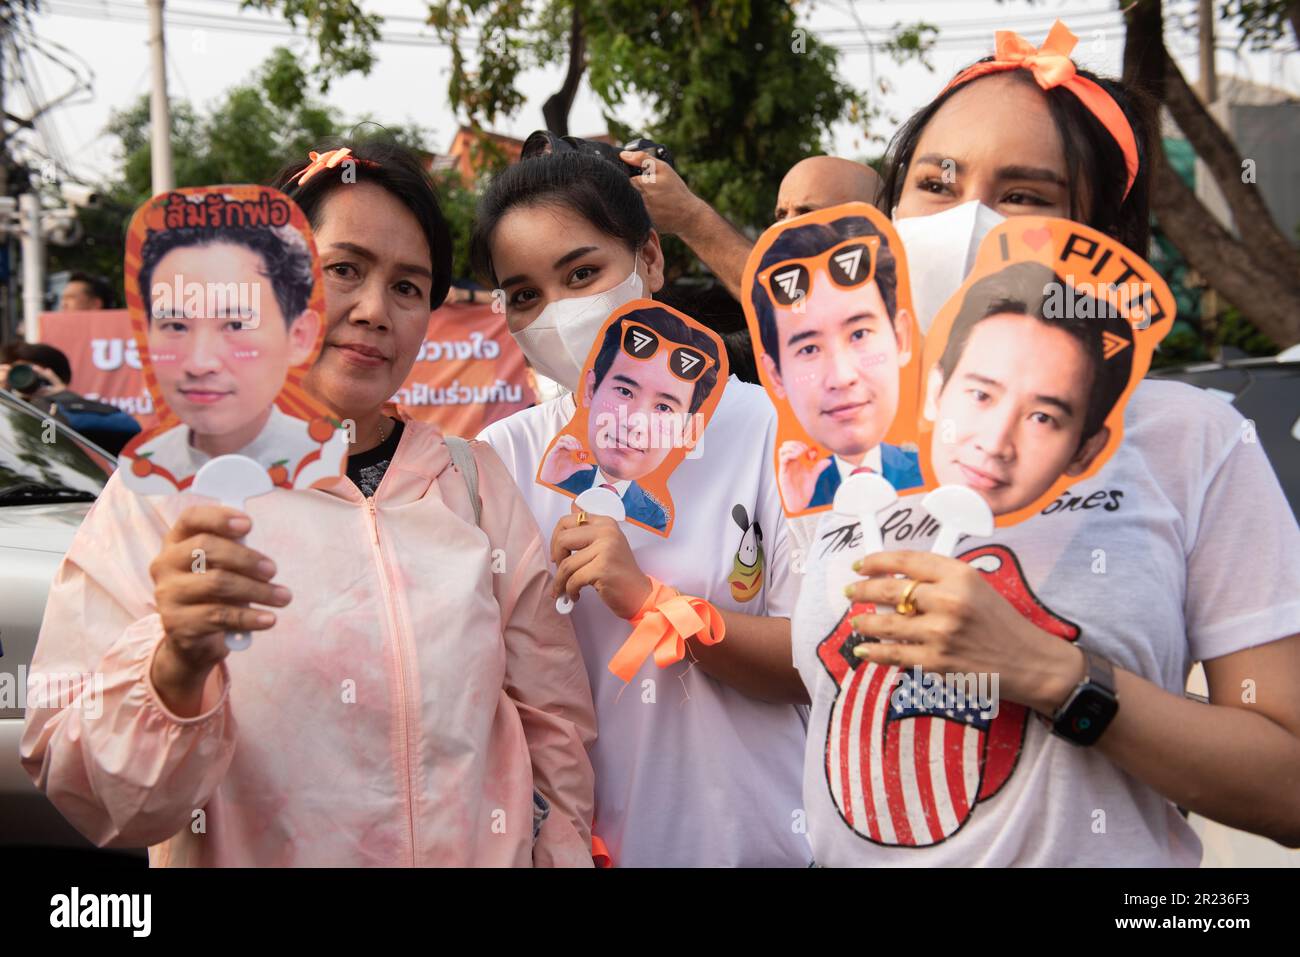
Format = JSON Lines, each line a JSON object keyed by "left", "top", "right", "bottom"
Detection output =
{"left": 744, "top": 203, "right": 923, "bottom": 517}
{"left": 537, "top": 299, "right": 728, "bottom": 537}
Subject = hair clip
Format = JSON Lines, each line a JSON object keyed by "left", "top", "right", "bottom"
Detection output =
{"left": 294, "top": 147, "right": 380, "bottom": 187}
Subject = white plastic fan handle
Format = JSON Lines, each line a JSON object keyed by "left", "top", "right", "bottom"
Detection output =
{"left": 832, "top": 472, "right": 898, "bottom": 556}
{"left": 191, "top": 455, "right": 275, "bottom": 651}
{"left": 922, "top": 485, "right": 994, "bottom": 557}
{"left": 825, "top": 473, "right": 898, "bottom": 607}
{"left": 556, "top": 485, "right": 627, "bottom": 615}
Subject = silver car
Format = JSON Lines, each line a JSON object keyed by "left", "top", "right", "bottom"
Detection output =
{"left": 0, "top": 387, "right": 114, "bottom": 851}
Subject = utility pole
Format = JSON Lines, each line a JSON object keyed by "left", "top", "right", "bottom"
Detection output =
{"left": 1, "top": 6, "right": 11, "bottom": 339}
{"left": 19, "top": 192, "right": 42, "bottom": 341}
{"left": 1198, "top": 0, "right": 1217, "bottom": 104}
{"left": 0, "top": 5, "right": 9, "bottom": 201}
{"left": 147, "top": 0, "right": 174, "bottom": 195}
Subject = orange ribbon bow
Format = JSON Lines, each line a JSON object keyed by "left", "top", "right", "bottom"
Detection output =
{"left": 991, "top": 19, "right": 1078, "bottom": 88}
{"left": 607, "top": 577, "right": 726, "bottom": 683}
{"left": 295, "top": 147, "right": 355, "bottom": 187}
{"left": 941, "top": 20, "right": 1139, "bottom": 199}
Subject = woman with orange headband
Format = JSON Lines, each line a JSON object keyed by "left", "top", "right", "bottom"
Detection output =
{"left": 22, "top": 140, "right": 598, "bottom": 866}
{"left": 792, "top": 21, "right": 1300, "bottom": 865}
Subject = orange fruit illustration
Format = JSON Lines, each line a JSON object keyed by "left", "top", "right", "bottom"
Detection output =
{"left": 308, "top": 417, "right": 335, "bottom": 443}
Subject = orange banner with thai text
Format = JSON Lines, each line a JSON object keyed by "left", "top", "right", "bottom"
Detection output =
{"left": 38, "top": 301, "right": 532, "bottom": 440}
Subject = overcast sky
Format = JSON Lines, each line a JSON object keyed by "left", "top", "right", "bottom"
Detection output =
{"left": 16, "top": 0, "right": 1300, "bottom": 188}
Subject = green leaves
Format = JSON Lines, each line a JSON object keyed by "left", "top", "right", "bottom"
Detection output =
{"left": 51, "top": 48, "right": 386, "bottom": 299}
{"left": 1222, "top": 0, "right": 1300, "bottom": 51}
{"left": 882, "top": 21, "right": 939, "bottom": 69}
{"left": 240, "top": 0, "right": 383, "bottom": 92}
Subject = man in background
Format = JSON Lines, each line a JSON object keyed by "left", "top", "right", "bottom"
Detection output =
{"left": 60, "top": 272, "right": 115, "bottom": 312}
{"left": 0, "top": 342, "right": 141, "bottom": 454}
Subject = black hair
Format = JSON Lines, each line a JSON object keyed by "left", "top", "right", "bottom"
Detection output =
{"left": 2, "top": 341, "right": 74, "bottom": 386}
{"left": 589, "top": 305, "right": 720, "bottom": 414}
{"left": 879, "top": 66, "right": 1155, "bottom": 254}
{"left": 658, "top": 281, "right": 757, "bottom": 385}
{"left": 470, "top": 151, "right": 653, "bottom": 286}
{"left": 270, "top": 139, "right": 453, "bottom": 309}
{"left": 65, "top": 272, "right": 114, "bottom": 309}
{"left": 750, "top": 215, "right": 900, "bottom": 373}
{"left": 138, "top": 223, "right": 315, "bottom": 326}
{"left": 936, "top": 260, "right": 1133, "bottom": 443}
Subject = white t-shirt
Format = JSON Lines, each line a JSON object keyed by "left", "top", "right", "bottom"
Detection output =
{"left": 481, "top": 376, "right": 812, "bottom": 867}
{"left": 792, "top": 379, "right": 1300, "bottom": 866}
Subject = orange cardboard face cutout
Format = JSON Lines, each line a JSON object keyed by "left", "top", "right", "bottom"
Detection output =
{"left": 118, "top": 185, "right": 348, "bottom": 494}
{"left": 917, "top": 216, "right": 1173, "bottom": 526}
{"left": 743, "top": 207, "right": 1175, "bottom": 528}
{"left": 742, "top": 202, "right": 924, "bottom": 517}
{"left": 536, "top": 299, "right": 728, "bottom": 537}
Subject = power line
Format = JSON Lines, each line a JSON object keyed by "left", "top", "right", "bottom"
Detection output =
{"left": 44, "top": 0, "right": 455, "bottom": 48}
{"left": 43, "top": 0, "right": 1130, "bottom": 55}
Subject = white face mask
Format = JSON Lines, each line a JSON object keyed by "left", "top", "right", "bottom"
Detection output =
{"left": 893, "top": 201, "right": 1005, "bottom": 335}
{"left": 510, "top": 257, "right": 645, "bottom": 393}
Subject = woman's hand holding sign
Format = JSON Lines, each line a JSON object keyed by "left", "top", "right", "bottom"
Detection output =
{"left": 844, "top": 550, "right": 1084, "bottom": 716}
{"left": 550, "top": 511, "right": 653, "bottom": 620}
{"left": 149, "top": 505, "right": 291, "bottom": 716}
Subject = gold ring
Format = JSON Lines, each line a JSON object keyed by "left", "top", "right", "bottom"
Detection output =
{"left": 576, "top": 511, "right": 587, "bottom": 526}
{"left": 896, "top": 580, "right": 921, "bottom": 616}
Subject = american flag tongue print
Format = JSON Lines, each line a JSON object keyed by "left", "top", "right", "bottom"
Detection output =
{"left": 816, "top": 544, "right": 1080, "bottom": 847}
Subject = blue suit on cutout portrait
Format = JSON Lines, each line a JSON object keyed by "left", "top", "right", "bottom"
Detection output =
{"left": 557, "top": 466, "right": 670, "bottom": 532}
{"left": 807, "top": 444, "right": 922, "bottom": 509}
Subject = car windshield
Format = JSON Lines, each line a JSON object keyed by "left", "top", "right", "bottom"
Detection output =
{"left": 0, "top": 389, "right": 111, "bottom": 503}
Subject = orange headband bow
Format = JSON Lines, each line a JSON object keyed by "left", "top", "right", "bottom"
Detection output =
{"left": 294, "top": 147, "right": 379, "bottom": 187}
{"left": 941, "top": 20, "right": 1139, "bottom": 199}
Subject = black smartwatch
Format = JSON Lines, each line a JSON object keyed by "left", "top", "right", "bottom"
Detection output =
{"left": 1049, "top": 649, "right": 1119, "bottom": 746}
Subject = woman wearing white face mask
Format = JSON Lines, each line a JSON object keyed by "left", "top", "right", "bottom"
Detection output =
{"left": 474, "top": 152, "right": 813, "bottom": 868}
{"left": 790, "top": 21, "right": 1300, "bottom": 867}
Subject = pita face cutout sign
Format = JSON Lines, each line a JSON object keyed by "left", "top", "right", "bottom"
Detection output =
{"left": 918, "top": 217, "right": 1174, "bottom": 526}
{"left": 537, "top": 300, "right": 728, "bottom": 537}
{"left": 743, "top": 202, "right": 924, "bottom": 518}
{"left": 119, "top": 185, "right": 348, "bottom": 496}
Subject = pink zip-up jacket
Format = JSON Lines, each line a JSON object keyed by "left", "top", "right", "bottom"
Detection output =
{"left": 21, "top": 420, "right": 597, "bottom": 866}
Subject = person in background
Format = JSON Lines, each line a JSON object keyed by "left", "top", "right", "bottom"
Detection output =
{"left": 0, "top": 341, "right": 141, "bottom": 455}
{"left": 773, "top": 156, "right": 883, "bottom": 223}
{"left": 622, "top": 152, "right": 881, "bottom": 300}
{"left": 60, "top": 272, "right": 115, "bottom": 311}
{"left": 445, "top": 281, "right": 495, "bottom": 306}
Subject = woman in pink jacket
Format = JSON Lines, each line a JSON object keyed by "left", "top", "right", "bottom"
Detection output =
{"left": 20, "top": 140, "right": 597, "bottom": 867}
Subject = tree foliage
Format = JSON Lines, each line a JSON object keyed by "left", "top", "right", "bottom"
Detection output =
{"left": 427, "top": 0, "right": 867, "bottom": 240}
{"left": 240, "top": 0, "right": 384, "bottom": 92}
{"left": 48, "top": 50, "right": 429, "bottom": 300}
{"left": 1221, "top": 0, "right": 1300, "bottom": 50}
